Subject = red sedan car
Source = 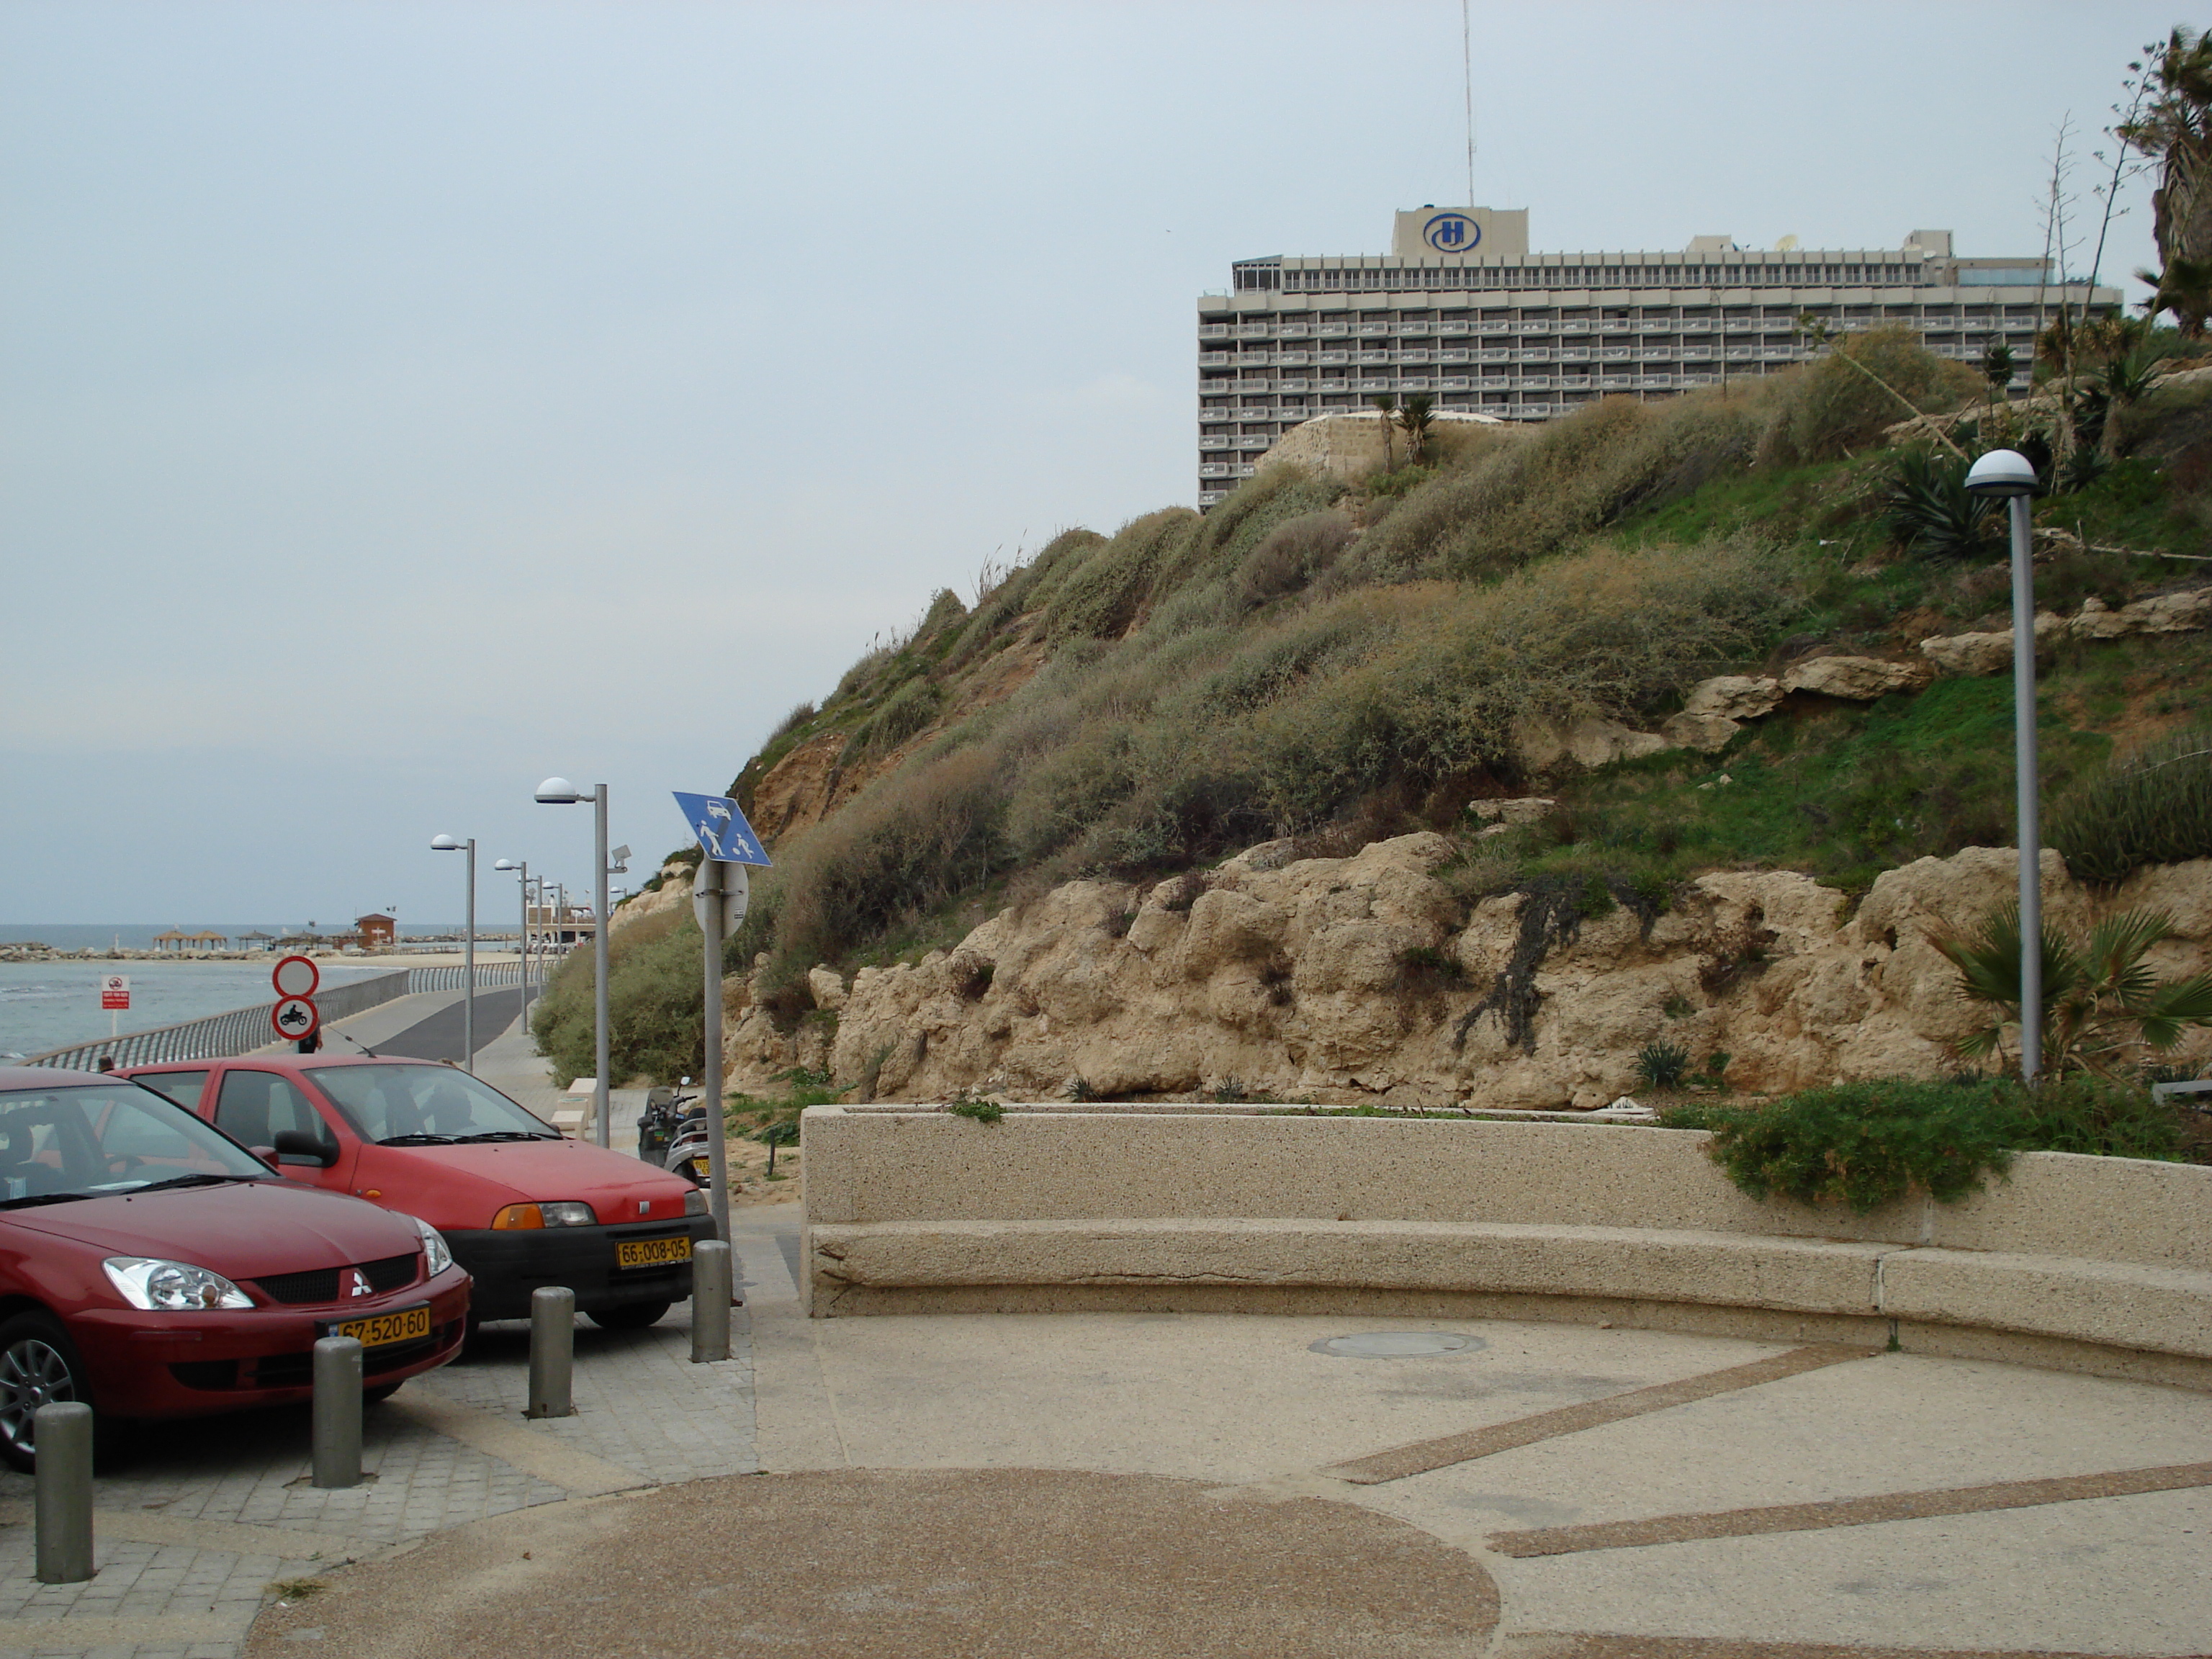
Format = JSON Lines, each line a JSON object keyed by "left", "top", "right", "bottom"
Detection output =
{"left": 120, "top": 1055, "right": 712, "bottom": 1328}
{"left": 0, "top": 1065, "right": 470, "bottom": 1470}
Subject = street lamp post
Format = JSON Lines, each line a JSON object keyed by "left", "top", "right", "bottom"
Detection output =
{"left": 1965, "top": 448, "right": 2044, "bottom": 1085}
{"left": 536, "top": 779, "right": 613, "bottom": 1148}
{"left": 494, "top": 860, "right": 532, "bottom": 1022}
{"left": 430, "top": 834, "right": 477, "bottom": 1074}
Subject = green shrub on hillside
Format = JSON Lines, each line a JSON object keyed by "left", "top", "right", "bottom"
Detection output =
{"left": 1770, "top": 326, "right": 1982, "bottom": 464}
{"left": 1237, "top": 509, "right": 1353, "bottom": 607}
{"left": 532, "top": 908, "right": 706, "bottom": 1085}
{"left": 1660, "top": 1076, "right": 2181, "bottom": 1213}
{"left": 1353, "top": 390, "right": 1784, "bottom": 585}
{"left": 2049, "top": 724, "right": 2212, "bottom": 882}
{"left": 858, "top": 675, "right": 941, "bottom": 752}
{"left": 1042, "top": 509, "right": 1197, "bottom": 641}
{"left": 1887, "top": 450, "right": 1997, "bottom": 559}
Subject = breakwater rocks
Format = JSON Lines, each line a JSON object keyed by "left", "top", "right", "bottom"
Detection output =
{"left": 717, "top": 836, "right": 2212, "bottom": 1110}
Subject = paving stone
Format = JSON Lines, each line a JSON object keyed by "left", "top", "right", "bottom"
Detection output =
{"left": 0, "top": 1282, "right": 757, "bottom": 1659}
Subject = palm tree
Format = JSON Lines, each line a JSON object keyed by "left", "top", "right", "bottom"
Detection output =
{"left": 1934, "top": 903, "right": 2212, "bottom": 1078}
{"left": 1395, "top": 393, "right": 1437, "bottom": 465}
{"left": 2121, "top": 28, "right": 2212, "bottom": 336}
{"left": 1369, "top": 392, "right": 1398, "bottom": 470}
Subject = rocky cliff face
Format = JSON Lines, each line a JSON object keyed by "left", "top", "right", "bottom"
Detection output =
{"left": 712, "top": 837, "right": 2212, "bottom": 1107}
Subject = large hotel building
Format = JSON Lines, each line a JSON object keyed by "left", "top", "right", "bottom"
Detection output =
{"left": 1197, "top": 206, "right": 2120, "bottom": 505}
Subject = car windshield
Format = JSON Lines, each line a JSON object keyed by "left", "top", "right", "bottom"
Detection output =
{"left": 306, "top": 1064, "right": 559, "bottom": 1144}
{"left": 0, "top": 1083, "right": 269, "bottom": 1207}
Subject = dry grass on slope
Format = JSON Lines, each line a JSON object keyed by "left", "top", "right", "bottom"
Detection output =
{"left": 732, "top": 537, "right": 1796, "bottom": 998}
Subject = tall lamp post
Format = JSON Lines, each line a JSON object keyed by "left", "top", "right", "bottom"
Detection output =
{"left": 430, "top": 834, "right": 477, "bottom": 1074}
{"left": 1965, "top": 448, "right": 2044, "bottom": 1084}
{"left": 536, "top": 778, "right": 613, "bottom": 1148}
{"left": 493, "top": 859, "right": 532, "bottom": 1022}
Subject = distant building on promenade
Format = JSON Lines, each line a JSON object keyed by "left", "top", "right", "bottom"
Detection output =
{"left": 355, "top": 913, "right": 397, "bottom": 949}
{"left": 1195, "top": 206, "right": 2122, "bottom": 505}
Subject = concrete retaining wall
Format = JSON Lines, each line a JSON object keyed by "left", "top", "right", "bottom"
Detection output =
{"left": 801, "top": 1107, "right": 2212, "bottom": 1388}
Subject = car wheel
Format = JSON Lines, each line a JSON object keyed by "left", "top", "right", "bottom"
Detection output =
{"left": 585, "top": 1300, "right": 670, "bottom": 1331}
{"left": 0, "top": 1312, "right": 91, "bottom": 1475}
{"left": 363, "top": 1382, "right": 403, "bottom": 1406}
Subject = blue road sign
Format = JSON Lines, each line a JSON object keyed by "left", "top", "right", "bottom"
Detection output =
{"left": 672, "top": 791, "right": 772, "bottom": 867}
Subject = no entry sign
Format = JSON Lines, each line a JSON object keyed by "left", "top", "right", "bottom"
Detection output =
{"left": 272, "top": 996, "right": 320, "bottom": 1041}
{"left": 99, "top": 975, "right": 130, "bottom": 1011}
{"left": 272, "top": 955, "right": 320, "bottom": 999}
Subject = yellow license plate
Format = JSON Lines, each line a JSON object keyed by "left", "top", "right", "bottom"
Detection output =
{"left": 325, "top": 1305, "right": 432, "bottom": 1348}
{"left": 687, "top": 1156, "right": 711, "bottom": 1179}
{"left": 616, "top": 1235, "right": 692, "bottom": 1269}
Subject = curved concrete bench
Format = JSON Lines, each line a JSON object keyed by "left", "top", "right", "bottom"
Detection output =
{"left": 800, "top": 1107, "right": 2212, "bottom": 1389}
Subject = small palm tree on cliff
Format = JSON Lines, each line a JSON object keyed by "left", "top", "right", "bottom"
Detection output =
{"left": 1369, "top": 392, "right": 1398, "bottom": 470}
{"left": 1934, "top": 903, "right": 2212, "bottom": 1077}
{"left": 1395, "top": 393, "right": 1437, "bottom": 464}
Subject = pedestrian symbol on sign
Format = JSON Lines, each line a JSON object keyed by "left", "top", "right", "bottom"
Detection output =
{"left": 670, "top": 792, "right": 771, "bottom": 867}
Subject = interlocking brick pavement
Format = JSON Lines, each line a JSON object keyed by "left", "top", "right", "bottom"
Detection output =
{"left": 0, "top": 1306, "right": 753, "bottom": 1659}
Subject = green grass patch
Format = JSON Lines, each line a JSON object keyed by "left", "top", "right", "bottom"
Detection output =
{"left": 1512, "top": 676, "right": 2109, "bottom": 896}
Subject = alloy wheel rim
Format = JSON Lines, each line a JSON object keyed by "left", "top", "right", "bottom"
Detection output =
{"left": 0, "top": 1338, "right": 76, "bottom": 1452}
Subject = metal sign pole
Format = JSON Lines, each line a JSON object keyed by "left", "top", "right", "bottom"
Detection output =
{"left": 698, "top": 859, "right": 733, "bottom": 1242}
{"left": 2009, "top": 492, "right": 2042, "bottom": 1085}
{"left": 464, "top": 837, "right": 477, "bottom": 1074}
{"left": 593, "top": 786, "right": 611, "bottom": 1148}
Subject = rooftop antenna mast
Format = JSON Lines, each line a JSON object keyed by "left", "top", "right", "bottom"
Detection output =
{"left": 1461, "top": 0, "right": 1475, "bottom": 205}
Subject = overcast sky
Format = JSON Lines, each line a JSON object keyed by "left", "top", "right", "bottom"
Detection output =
{"left": 0, "top": 0, "right": 2180, "bottom": 925}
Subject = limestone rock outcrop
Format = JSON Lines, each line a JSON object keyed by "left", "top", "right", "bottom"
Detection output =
{"left": 719, "top": 837, "right": 2212, "bottom": 1111}
{"left": 1781, "top": 655, "right": 1933, "bottom": 700}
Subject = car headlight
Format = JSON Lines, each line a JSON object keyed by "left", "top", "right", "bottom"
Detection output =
{"left": 489, "top": 1200, "right": 598, "bottom": 1229}
{"left": 104, "top": 1256, "right": 253, "bottom": 1311}
{"left": 403, "top": 1214, "right": 454, "bottom": 1277}
{"left": 683, "top": 1187, "right": 709, "bottom": 1215}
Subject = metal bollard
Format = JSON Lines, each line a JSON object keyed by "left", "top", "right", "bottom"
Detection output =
{"left": 526, "top": 1286, "right": 575, "bottom": 1419}
{"left": 34, "top": 1401, "right": 94, "bottom": 1583}
{"left": 312, "top": 1337, "right": 364, "bottom": 1489}
{"left": 691, "top": 1240, "right": 732, "bottom": 1364}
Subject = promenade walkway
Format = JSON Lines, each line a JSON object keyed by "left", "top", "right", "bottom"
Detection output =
{"left": 2, "top": 1015, "right": 2205, "bottom": 1655}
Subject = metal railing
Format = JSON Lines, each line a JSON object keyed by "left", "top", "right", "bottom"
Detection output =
{"left": 18, "top": 959, "right": 536, "bottom": 1072}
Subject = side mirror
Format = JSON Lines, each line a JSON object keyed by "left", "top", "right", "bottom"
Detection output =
{"left": 272, "top": 1128, "right": 338, "bottom": 1169}
{"left": 680, "top": 1076, "right": 693, "bottom": 1087}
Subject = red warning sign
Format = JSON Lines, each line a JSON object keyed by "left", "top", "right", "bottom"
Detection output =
{"left": 272, "top": 996, "right": 320, "bottom": 1042}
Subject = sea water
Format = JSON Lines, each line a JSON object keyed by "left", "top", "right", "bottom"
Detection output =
{"left": 0, "top": 961, "right": 388, "bottom": 1061}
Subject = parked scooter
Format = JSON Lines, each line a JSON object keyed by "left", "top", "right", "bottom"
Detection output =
{"left": 662, "top": 1107, "right": 716, "bottom": 1189}
{"left": 635, "top": 1078, "right": 698, "bottom": 1169}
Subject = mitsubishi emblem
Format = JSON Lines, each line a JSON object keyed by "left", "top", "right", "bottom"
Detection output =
{"left": 343, "top": 1267, "right": 373, "bottom": 1298}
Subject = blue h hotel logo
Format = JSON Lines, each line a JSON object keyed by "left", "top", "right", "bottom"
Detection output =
{"left": 1424, "top": 212, "right": 1480, "bottom": 253}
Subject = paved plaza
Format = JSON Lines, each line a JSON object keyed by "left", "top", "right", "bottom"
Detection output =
{"left": 5, "top": 1015, "right": 2208, "bottom": 1655}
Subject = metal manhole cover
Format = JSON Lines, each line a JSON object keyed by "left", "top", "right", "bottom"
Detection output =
{"left": 1313, "top": 1331, "right": 1484, "bottom": 1358}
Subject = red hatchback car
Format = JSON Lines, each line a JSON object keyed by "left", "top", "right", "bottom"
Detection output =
{"left": 0, "top": 1065, "right": 470, "bottom": 1470}
{"left": 120, "top": 1055, "right": 712, "bottom": 1329}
